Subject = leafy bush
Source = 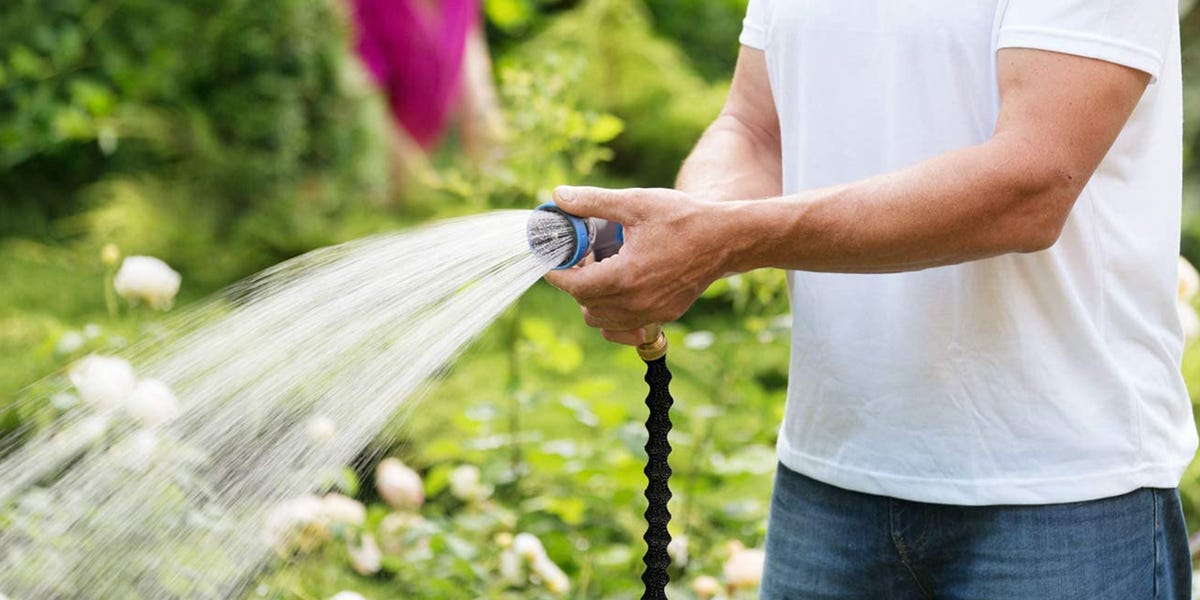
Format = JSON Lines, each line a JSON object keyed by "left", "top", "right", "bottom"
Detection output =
{"left": 0, "top": 0, "right": 389, "bottom": 272}
{"left": 643, "top": 0, "right": 747, "bottom": 81}
{"left": 502, "top": 0, "right": 729, "bottom": 187}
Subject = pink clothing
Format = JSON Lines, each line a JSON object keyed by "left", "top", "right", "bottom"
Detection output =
{"left": 351, "top": 0, "right": 478, "bottom": 148}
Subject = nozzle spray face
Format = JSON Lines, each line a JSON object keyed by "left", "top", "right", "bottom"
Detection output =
{"left": 527, "top": 203, "right": 623, "bottom": 269}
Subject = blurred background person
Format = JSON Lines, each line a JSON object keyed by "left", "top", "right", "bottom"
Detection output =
{"left": 351, "top": 0, "right": 504, "bottom": 186}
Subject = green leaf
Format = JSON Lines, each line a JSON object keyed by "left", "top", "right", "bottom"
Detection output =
{"left": 8, "top": 44, "right": 46, "bottom": 79}
{"left": 485, "top": 0, "right": 535, "bottom": 32}
{"left": 588, "top": 114, "right": 625, "bottom": 143}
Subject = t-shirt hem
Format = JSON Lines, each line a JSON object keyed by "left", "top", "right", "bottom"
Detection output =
{"left": 777, "top": 436, "right": 1190, "bottom": 506}
{"left": 997, "top": 26, "right": 1164, "bottom": 83}
{"left": 739, "top": 20, "right": 768, "bottom": 50}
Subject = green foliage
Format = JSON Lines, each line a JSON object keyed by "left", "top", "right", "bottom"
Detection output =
{"left": 503, "top": 0, "right": 729, "bottom": 187}
{"left": 1174, "top": 3, "right": 1200, "bottom": 261}
{"left": 0, "top": 0, "right": 390, "bottom": 273}
{"left": 644, "top": 0, "right": 748, "bottom": 81}
{"left": 434, "top": 52, "right": 626, "bottom": 213}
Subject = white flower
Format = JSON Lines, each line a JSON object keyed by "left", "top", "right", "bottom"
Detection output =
{"left": 347, "top": 533, "right": 382, "bottom": 575}
{"left": 111, "top": 429, "right": 159, "bottom": 471}
{"left": 98, "top": 125, "right": 118, "bottom": 156}
{"left": 375, "top": 458, "right": 424, "bottom": 511}
{"left": 305, "top": 415, "right": 337, "bottom": 443}
{"left": 122, "top": 379, "right": 180, "bottom": 427}
{"left": 683, "top": 331, "right": 715, "bottom": 351}
{"left": 722, "top": 547, "right": 765, "bottom": 590}
{"left": 448, "top": 464, "right": 492, "bottom": 502}
{"left": 114, "top": 255, "right": 181, "bottom": 310}
{"left": 264, "top": 494, "right": 331, "bottom": 554}
{"left": 1180, "top": 256, "right": 1200, "bottom": 303}
{"left": 513, "top": 532, "right": 547, "bottom": 562}
{"left": 56, "top": 331, "right": 85, "bottom": 355}
{"left": 329, "top": 593, "right": 367, "bottom": 600}
{"left": 1181, "top": 302, "right": 1200, "bottom": 342}
{"left": 321, "top": 493, "right": 366, "bottom": 528}
{"left": 692, "top": 575, "right": 721, "bottom": 599}
{"left": 511, "top": 532, "right": 569, "bottom": 593}
{"left": 69, "top": 354, "right": 136, "bottom": 410}
{"left": 51, "top": 392, "right": 78, "bottom": 410}
{"left": 83, "top": 323, "right": 103, "bottom": 339}
{"left": 531, "top": 555, "right": 570, "bottom": 596}
{"left": 667, "top": 535, "right": 689, "bottom": 568}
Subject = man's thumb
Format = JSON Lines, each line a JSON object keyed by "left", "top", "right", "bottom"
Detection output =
{"left": 553, "top": 186, "right": 640, "bottom": 224}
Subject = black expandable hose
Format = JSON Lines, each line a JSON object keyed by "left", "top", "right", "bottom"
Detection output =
{"left": 638, "top": 328, "right": 673, "bottom": 600}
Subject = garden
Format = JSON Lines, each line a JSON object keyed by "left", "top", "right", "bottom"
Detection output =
{"left": 3, "top": 1, "right": 1200, "bottom": 598}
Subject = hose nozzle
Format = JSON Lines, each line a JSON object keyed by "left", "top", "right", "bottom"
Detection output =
{"left": 527, "top": 203, "right": 623, "bottom": 270}
{"left": 528, "top": 203, "right": 665, "bottom": 359}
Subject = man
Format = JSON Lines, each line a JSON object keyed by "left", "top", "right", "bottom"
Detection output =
{"left": 546, "top": 0, "right": 1196, "bottom": 598}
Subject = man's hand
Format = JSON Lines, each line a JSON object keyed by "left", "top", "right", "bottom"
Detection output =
{"left": 542, "top": 186, "right": 734, "bottom": 346}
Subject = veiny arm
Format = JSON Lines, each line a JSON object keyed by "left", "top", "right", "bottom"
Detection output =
{"left": 675, "top": 47, "right": 782, "bottom": 203}
{"left": 545, "top": 47, "right": 1151, "bottom": 335}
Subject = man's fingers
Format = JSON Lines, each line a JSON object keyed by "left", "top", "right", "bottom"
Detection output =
{"left": 602, "top": 328, "right": 647, "bottom": 346}
{"left": 582, "top": 306, "right": 643, "bottom": 331}
{"left": 542, "top": 269, "right": 569, "bottom": 291}
{"left": 553, "top": 186, "right": 646, "bottom": 224}
{"left": 542, "top": 255, "right": 628, "bottom": 300}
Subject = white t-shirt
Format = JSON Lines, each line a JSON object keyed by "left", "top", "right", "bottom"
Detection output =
{"left": 741, "top": 0, "right": 1196, "bottom": 505}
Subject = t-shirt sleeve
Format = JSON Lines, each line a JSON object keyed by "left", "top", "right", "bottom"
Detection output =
{"left": 997, "top": 0, "right": 1177, "bottom": 82}
{"left": 739, "top": 0, "right": 770, "bottom": 50}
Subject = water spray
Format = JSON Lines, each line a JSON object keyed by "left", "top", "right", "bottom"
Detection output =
{"left": 528, "top": 204, "right": 675, "bottom": 600}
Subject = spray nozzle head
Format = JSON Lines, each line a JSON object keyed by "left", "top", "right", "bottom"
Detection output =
{"left": 528, "top": 203, "right": 595, "bottom": 270}
{"left": 527, "top": 203, "right": 623, "bottom": 270}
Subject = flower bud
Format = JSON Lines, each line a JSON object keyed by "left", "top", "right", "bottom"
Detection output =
{"left": 667, "top": 534, "right": 689, "bottom": 568}
{"left": 531, "top": 556, "right": 570, "bottom": 596}
{"left": 722, "top": 547, "right": 765, "bottom": 590}
{"left": 347, "top": 533, "right": 382, "bottom": 575}
{"left": 1180, "top": 302, "right": 1200, "bottom": 342}
{"left": 114, "top": 255, "right": 181, "bottom": 310}
{"left": 122, "top": 379, "right": 180, "bottom": 427}
{"left": 264, "top": 494, "right": 332, "bottom": 555}
{"left": 512, "top": 532, "right": 547, "bottom": 562}
{"left": 70, "top": 354, "right": 136, "bottom": 410}
{"left": 1180, "top": 256, "right": 1200, "bottom": 303}
{"left": 375, "top": 458, "right": 424, "bottom": 511}
{"left": 305, "top": 415, "right": 337, "bottom": 443}
{"left": 321, "top": 493, "right": 366, "bottom": 528}
{"left": 692, "top": 575, "right": 721, "bottom": 599}
{"left": 448, "top": 464, "right": 492, "bottom": 502}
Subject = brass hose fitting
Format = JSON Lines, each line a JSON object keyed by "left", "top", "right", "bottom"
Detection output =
{"left": 637, "top": 324, "right": 668, "bottom": 362}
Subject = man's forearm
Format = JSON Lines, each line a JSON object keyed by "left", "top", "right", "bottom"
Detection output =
{"left": 676, "top": 113, "right": 782, "bottom": 203}
{"left": 714, "top": 133, "right": 1082, "bottom": 275}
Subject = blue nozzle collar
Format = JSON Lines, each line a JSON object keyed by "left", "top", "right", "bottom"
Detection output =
{"left": 534, "top": 202, "right": 591, "bottom": 270}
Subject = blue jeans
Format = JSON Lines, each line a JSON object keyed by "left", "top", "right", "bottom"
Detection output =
{"left": 761, "top": 463, "right": 1191, "bottom": 599}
